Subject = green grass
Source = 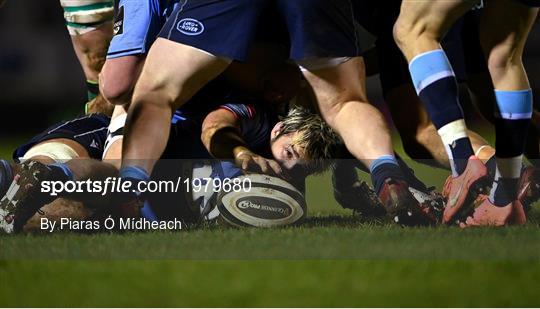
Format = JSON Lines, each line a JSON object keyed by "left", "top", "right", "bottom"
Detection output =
{"left": 1, "top": 136, "right": 539, "bottom": 307}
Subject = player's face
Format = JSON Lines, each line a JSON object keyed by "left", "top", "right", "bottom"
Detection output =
{"left": 270, "top": 123, "right": 307, "bottom": 170}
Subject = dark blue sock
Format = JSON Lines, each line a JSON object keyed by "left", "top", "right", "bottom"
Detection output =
{"left": 48, "top": 162, "right": 74, "bottom": 181}
{"left": 490, "top": 89, "right": 533, "bottom": 206}
{"left": 448, "top": 137, "right": 475, "bottom": 175}
{"left": 370, "top": 156, "right": 405, "bottom": 195}
{"left": 486, "top": 155, "right": 497, "bottom": 180}
{"left": 119, "top": 166, "right": 150, "bottom": 196}
{"left": 409, "top": 49, "right": 474, "bottom": 176}
{"left": 490, "top": 177, "right": 519, "bottom": 206}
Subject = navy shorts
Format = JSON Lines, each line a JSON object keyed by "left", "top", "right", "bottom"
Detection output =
{"left": 13, "top": 114, "right": 110, "bottom": 162}
{"left": 159, "top": 0, "right": 367, "bottom": 62}
{"left": 107, "top": 0, "right": 179, "bottom": 58}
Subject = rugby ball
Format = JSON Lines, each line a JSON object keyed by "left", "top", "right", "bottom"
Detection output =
{"left": 217, "top": 174, "right": 307, "bottom": 228}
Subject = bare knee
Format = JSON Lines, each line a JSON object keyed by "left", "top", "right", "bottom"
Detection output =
{"left": 100, "top": 68, "right": 137, "bottom": 106}
{"left": 393, "top": 18, "right": 414, "bottom": 51}
{"left": 100, "top": 75, "right": 134, "bottom": 106}
{"left": 483, "top": 42, "right": 522, "bottom": 79}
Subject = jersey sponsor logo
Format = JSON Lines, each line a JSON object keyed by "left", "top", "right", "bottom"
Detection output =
{"left": 176, "top": 18, "right": 204, "bottom": 36}
{"left": 113, "top": 5, "right": 124, "bottom": 36}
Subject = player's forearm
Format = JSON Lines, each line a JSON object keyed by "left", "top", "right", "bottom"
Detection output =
{"left": 202, "top": 126, "right": 251, "bottom": 159}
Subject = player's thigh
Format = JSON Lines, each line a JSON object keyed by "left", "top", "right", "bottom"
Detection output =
{"left": 301, "top": 57, "right": 368, "bottom": 119}
{"left": 479, "top": 0, "right": 539, "bottom": 59}
{"left": 132, "top": 38, "right": 231, "bottom": 109}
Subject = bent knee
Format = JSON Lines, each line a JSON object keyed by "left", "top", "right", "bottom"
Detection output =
{"left": 100, "top": 71, "right": 136, "bottom": 105}
{"left": 484, "top": 43, "right": 522, "bottom": 75}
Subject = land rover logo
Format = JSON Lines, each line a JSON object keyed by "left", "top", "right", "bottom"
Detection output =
{"left": 236, "top": 197, "right": 291, "bottom": 219}
{"left": 177, "top": 18, "right": 204, "bottom": 36}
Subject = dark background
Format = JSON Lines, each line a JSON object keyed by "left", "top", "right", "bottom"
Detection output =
{"left": 0, "top": 1, "right": 539, "bottom": 137}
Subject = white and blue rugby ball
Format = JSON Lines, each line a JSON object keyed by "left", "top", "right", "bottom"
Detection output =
{"left": 217, "top": 174, "right": 307, "bottom": 228}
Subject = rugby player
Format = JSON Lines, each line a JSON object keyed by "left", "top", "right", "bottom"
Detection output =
{"left": 117, "top": 0, "right": 434, "bottom": 225}
{"left": 59, "top": 0, "right": 115, "bottom": 114}
{"left": 0, "top": 114, "right": 116, "bottom": 233}
{"left": 95, "top": 0, "right": 399, "bottom": 220}
{"left": 393, "top": 0, "right": 539, "bottom": 226}
{"left": 0, "top": 104, "right": 340, "bottom": 233}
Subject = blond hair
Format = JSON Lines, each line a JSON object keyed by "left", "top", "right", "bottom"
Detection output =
{"left": 275, "top": 106, "right": 341, "bottom": 174}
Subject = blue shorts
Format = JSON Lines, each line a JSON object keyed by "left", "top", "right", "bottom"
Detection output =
{"left": 107, "top": 0, "right": 179, "bottom": 58}
{"left": 13, "top": 114, "right": 110, "bottom": 162}
{"left": 159, "top": 0, "right": 367, "bottom": 62}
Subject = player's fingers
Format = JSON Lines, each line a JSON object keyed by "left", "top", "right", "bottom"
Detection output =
{"left": 267, "top": 160, "right": 283, "bottom": 175}
{"left": 257, "top": 161, "right": 270, "bottom": 174}
{"left": 241, "top": 158, "right": 250, "bottom": 170}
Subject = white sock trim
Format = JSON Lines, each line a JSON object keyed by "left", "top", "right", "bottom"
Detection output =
{"left": 437, "top": 119, "right": 469, "bottom": 146}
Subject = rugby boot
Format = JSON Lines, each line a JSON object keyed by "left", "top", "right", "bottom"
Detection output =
{"left": 442, "top": 156, "right": 490, "bottom": 224}
{"left": 517, "top": 166, "right": 540, "bottom": 213}
{"left": 409, "top": 186, "right": 445, "bottom": 224}
{"left": 378, "top": 178, "right": 437, "bottom": 226}
{"left": 0, "top": 160, "right": 14, "bottom": 198}
{"left": 0, "top": 161, "right": 57, "bottom": 233}
{"left": 459, "top": 196, "right": 526, "bottom": 228}
{"left": 333, "top": 180, "right": 386, "bottom": 218}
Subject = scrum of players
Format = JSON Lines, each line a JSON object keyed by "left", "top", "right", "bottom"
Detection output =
{"left": 0, "top": 0, "right": 539, "bottom": 233}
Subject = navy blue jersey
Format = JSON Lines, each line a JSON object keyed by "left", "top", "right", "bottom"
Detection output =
{"left": 163, "top": 101, "right": 278, "bottom": 159}
{"left": 13, "top": 114, "right": 110, "bottom": 162}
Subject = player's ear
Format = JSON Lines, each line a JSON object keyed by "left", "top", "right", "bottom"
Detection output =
{"left": 271, "top": 122, "right": 284, "bottom": 139}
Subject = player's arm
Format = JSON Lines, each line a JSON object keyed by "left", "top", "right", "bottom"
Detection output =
{"left": 201, "top": 108, "right": 282, "bottom": 175}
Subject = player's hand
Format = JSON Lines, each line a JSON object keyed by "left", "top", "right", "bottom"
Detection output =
{"left": 235, "top": 150, "right": 282, "bottom": 175}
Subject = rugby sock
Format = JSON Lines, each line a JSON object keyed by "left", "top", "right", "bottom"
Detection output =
{"left": 489, "top": 89, "right": 533, "bottom": 206}
{"left": 86, "top": 80, "right": 99, "bottom": 101}
{"left": 370, "top": 155, "right": 405, "bottom": 195}
{"left": 0, "top": 159, "right": 13, "bottom": 195}
{"left": 485, "top": 155, "right": 497, "bottom": 181}
{"left": 48, "top": 162, "right": 74, "bottom": 182}
{"left": 409, "top": 49, "right": 474, "bottom": 176}
{"left": 119, "top": 166, "right": 150, "bottom": 195}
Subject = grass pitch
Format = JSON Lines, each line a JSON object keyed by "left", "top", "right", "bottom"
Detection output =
{"left": 1, "top": 137, "right": 539, "bottom": 307}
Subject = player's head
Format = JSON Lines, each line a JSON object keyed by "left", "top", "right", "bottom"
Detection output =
{"left": 270, "top": 106, "right": 341, "bottom": 174}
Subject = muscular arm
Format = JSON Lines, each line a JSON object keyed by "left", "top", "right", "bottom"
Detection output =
{"left": 202, "top": 107, "right": 282, "bottom": 175}
{"left": 201, "top": 108, "right": 250, "bottom": 159}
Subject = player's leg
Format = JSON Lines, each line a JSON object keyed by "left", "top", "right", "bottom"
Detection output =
{"left": 99, "top": 0, "right": 181, "bottom": 169}
{"left": 393, "top": 0, "right": 492, "bottom": 224}
{"left": 463, "top": 0, "right": 539, "bottom": 226}
{"left": 59, "top": 0, "right": 114, "bottom": 113}
{"left": 120, "top": 0, "right": 266, "bottom": 181}
{"left": 281, "top": 0, "right": 434, "bottom": 225}
{"left": 0, "top": 115, "right": 115, "bottom": 233}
